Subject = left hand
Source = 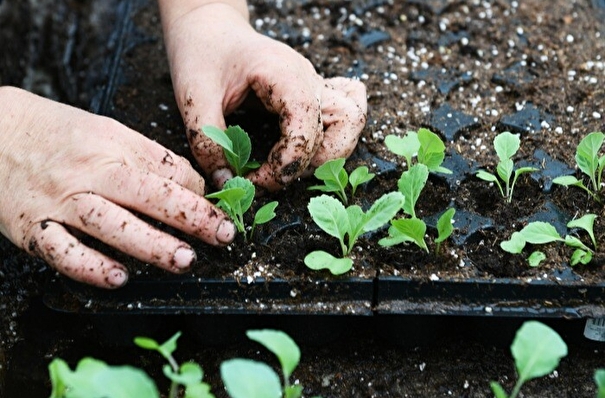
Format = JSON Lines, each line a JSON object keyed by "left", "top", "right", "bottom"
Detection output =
{"left": 158, "top": 1, "right": 367, "bottom": 192}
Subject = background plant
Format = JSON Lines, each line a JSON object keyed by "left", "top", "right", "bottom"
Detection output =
{"left": 202, "top": 125, "right": 261, "bottom": 177}
{"left": 476, "top": 131, "right": 538, "bottom": 203}
{"left": 490, "top": 321, "right": 568, "bottom": 398}
{"left": 307, "top": 157, "right": 375, "bottom": 204}
{"left": 305, "top": 192, "right": 404, "bottom": 274}
{"left": 553, "top": 131, "right": 605, "bottom": 202}
{"left": 206, "top": 176, "right": 278, "bottom": 241}
{"left": 384, "top": 127, "right": 452, "bottom": 174}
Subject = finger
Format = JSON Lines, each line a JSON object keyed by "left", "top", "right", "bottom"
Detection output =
{"left": 178, "top": 89, "right": 233, "bottom": 187}
{"left": 99, "top": 165, "right": 236, "bottom": 245}
{"left": 309, "top": 78, "right": 368, "bottom": 168}
{"left": 68, "top": 193, "right": 197, "bottom": 273}
{"left": 24, "top": 220, "right": 128, "bottom": 289}
{"left": 135, "top": 138, "right": 208, "bottom": 196}
{"left": 246, "top": 75, "right": 324, "bottom": 191}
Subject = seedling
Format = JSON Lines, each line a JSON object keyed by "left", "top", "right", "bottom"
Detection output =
{"left": 221, "top": 329, "right": 319, "bottom": 398}
{"left": 500, "top": 216, "right": 597, "bottom": 266}
{"left": 308, "top": 157, "right": 375, "bottom": 204}
{"left": 202, "top": 125, "right": 260, "bottom": 177}
{"left": 476, "top": 131, "right": 538, "bottom": 203}
{"left": 385, "top": 127, "right": 452, "bottom": 174}
{"left": 49, "top": 331, "right": 214, "bottom": 398}
{"left": 595, "top": 369, "right": 605, "bottom": 398}
{"left": 206, "top": 176, "right": 278, "bottom": 241}
{"left": 490, "top": 321, "right": 568, "bottom": 398}
{"left": 378, "top": 207, "right": 456, "bottom": 254}
{"left": 305, "top": 192, "right": 405, "bottom": 274}
{"left": 553, "top": 131, "right": 605, "bottom": 202}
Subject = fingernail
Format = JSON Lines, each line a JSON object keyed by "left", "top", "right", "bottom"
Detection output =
{"left": 217, "top": 219, "right": 236, "bottom": 245}
{"left": 173, "top": 247, "right": 196, "bottom": 269}
{"left": 108, "top": 269, "right": 128, "bottom": 287}
{"left": 212, "top": 168, "right": 234, "bottom": 188}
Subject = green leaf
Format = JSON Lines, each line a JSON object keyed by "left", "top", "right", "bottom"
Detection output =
{"left": 489, "top": 381, "right": 509, "bottom": 398}
{"left": 49, "top": 357, "right": 159, "bottom": 398}
{"left": 398, "top": 164, "right": 429, "bottom": 218}
{"left": 518, "top": 222, "right": 562, "bottom": 245}
{"left": 570, "top": 249, "right": 592, "bottom": 266}
{"left": 435, "top": 208, "right": 455, "bottom": 244}
{"left": 220, "top": 359, "right": 282, "bottom": 398}
{"left": 345, "top": 205, "right": 366, "bottom": 253}
{"left": 378, "top": 225, "right": 416, "bottom": 247}
{"left": 133, "top": 337, "right": 160, "bottom": 351}
{"left": 528, "top": 251, "right": 546, "bottom": 267}
{"left": 163, "top": 362, "right": 203, "bottom": 386}
{"left": 246, "top": 330, "right": 301, "bottom": 380}
{"left": 308, "top": 195, "right": 349, "bottom": 243}
{"left": 417, "top": 128, "right": 448, "bottom": 172}
{"left": 284, "top": 384, "right": 304, "bottom": 398}
{"left": 184, "top": 382, "right": 215, "bottom": 398}
{"left": 576, "top": 132, "right": 604, "bottom": 188}
{"left": 363, "top": 191, "right": 405, "bottom": 233}
{"left": 567, "top": 213, "right": 597, "bottom": 249}
{"left": 254, "top": 201, "right": 278, "bottom": 226}
{"left": 494, "top": 131, "right": 520, "bottom": 161}
{"left": 224, "top": 126, "right": 252, "bottom": 176}
{"left": 202, "top": 125, "right": 235, "bottom": 155}
{"left": 497, "top": 158, "right": 514, "bottom": 188}
{"left": 594, "top": 368, "right": 605, "bottom": 398}
{"left": 349, "top": 166, "right": 375, "bottom": 196}
{"left": 511, "top": 321, "right": 567, "bottom": 385}
{"left": 386, "top": 218, "right": 428, "bottom": 252}
{"left": 564, "top": 235, "right": 591, "bottom": 251}
{"left": 500, "top": 232, "right": 526, "bottom": 254}
{"left": 158, "top": 331, "right": 182, "bottom": 359}
{"left": 476, "top": 170, "right": 499, "bottom": 183}
{"left": 222, "top": 177, "right": 255, "bottom": 214}
{"left": 552, "top": 175, "right": 583, "bottom": 187}
{"left": 304, "top": 251, "right": 353, "bottom": 275}
{"left": 385, "top": 133, "right": 420, "bottom": 168}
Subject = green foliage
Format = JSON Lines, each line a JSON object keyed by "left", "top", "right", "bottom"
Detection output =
{"left": 500, "top": 217, "right": 597, "bottom": 266}
{"left": 202, "top": 125, "right": 260, "bottom": 177}
{"left": 435, "top": 208, "right": 456, "bottom": 254}
{"left": 476, "top": 131, "right": 538, "bottom": 203}
{"left": 305, "top": 192, "right": 405, "bottom": 274}
{"left": 398, "top": 164, "right": 429, "bottom": 219}
{"left": 206, "top": 177, "right": 277, "bottom": 241}
{"left": 595, "top": 369, "right": 605, "bottom": 398}
{"left": 553, "top": 132, "right": 605, "bottom": 202}
{"left": 308, "top": 158, "right": 375, "bottom": 204}
{"left": 490, "top": 321, "right": 568, "bottom": 398}
{"left": 221, "top": 330, "right": 311, "bottom": 398}
{"left": 49, "top": 358, "right": 159, "bottom": 398}
{"left": 385, "top": 128, "right": 452, "bottom": 174}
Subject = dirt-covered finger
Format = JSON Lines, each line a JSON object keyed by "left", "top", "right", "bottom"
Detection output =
{"left": 23, "top": 220, "right": 128, "bottom": 289}
{"left": 101, "top": 166, "right": 236, "bottom": 245}
{"left": 68, "top": 193, "right": 198, "bottom": 273}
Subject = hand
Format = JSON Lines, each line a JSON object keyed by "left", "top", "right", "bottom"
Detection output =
{"left": 159, "top": 1, "right": 367, "bottom": 191}
{"left": 0, "top": 87, "right": 235, "bottom": 288}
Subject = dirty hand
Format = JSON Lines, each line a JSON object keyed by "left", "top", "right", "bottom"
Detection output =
{"left": 0, "top": 87, "right": 235, "bottom": 288}
{"left": 159, "top": 0, "right": 368, "bottom": 191}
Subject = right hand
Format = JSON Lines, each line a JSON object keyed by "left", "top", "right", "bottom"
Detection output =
{"left": 0, "top": 87, "right": 235, "bottom": 288}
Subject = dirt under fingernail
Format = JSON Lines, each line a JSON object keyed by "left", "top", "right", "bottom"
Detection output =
{"left": 216, "top": 219, "right": 236, "bottom": 245}
{"left": 173, "top": 247, "right": 196, "bottom": 269}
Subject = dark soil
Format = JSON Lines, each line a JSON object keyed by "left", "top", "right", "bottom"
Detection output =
{"left": 1, "top": 0, "right": 605, "bottom": 397}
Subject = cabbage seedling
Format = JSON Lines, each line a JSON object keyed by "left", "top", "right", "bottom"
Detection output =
{"left": 595, "top": 369, "right": 605, "bottom": 398}
{"left": 476, "top": 131, "right": 538, "bottom": 203}
{"left": 385, "top": 127, "right": 452, "bottom": 174}
{"left": 308, "top": 157, "right": 375, "bottom": 204}
{"left": 305, "top": 192, "right": 404, "bottom": 274}
{"left": 500, "top": 216, "right": 597, "bottom": 266}
{"left": 221, "top": 329, "right": 318, "bottom": 398}
{"left": 206, "top": 176, "right": 278, "bottom": 241}
{"left": 202, "top": 125, "right": 261, "bottom": 177}
{"left": 490, "top": 321, "right": 567, "bottom": 398}
{"left": 553, "top": 131, "right": 605, "bottom": 202}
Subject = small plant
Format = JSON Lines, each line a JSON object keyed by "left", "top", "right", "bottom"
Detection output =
{"left": 384, "top": 127, "right": 452, "bottom": 174}
{"left": 595, "top": 369, "right": 605, "bottom": 398}
{"left": 221, "top": 329, "right": 318, "bottom": 398}
{"left": 49, "top": 331, "right": 214, "bottom": 398}
{"left": 500, "top": 216, "right": 597, "bottom": 266}
{"left": 476, "top": 131, "right": 538, "bottom": 203}
{"left": 307, "top": 157, "right": 375, "bottom": 204}
{"left": 490, "top": 320, "right": 568, "bottom": 398}
{"left": 202, "top": 125, "right": 261, "bottom": 177}
{"left": 304, "top": 192, "right": 405, "bottom": 274}
{"left": 553, "top": 131, "right": 605, "bottom": 202}
{"left": 206, "top": 176, "right": 278, "bottom": 241}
